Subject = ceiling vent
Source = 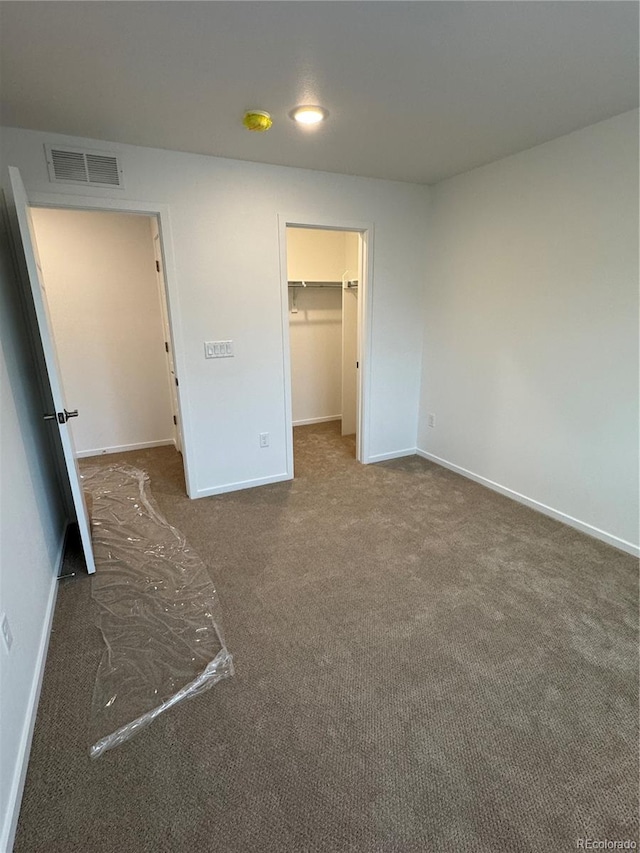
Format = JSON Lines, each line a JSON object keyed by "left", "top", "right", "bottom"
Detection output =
{"left": 45, "top": 145, "right": 124, "bottom": 188}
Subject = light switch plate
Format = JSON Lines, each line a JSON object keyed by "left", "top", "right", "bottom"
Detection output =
{"left": 205, "top": 340, "right": 234, "bottom": 359}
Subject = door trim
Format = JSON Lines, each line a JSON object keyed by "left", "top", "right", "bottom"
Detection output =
{"left": 152, "top": 227, "right": 182, "bottom": 453}
{"left": 277, "top": 214, "right": 375, "bottom": 477}
{"left": 26, "top": 190, "right": 195, "bottom": 498}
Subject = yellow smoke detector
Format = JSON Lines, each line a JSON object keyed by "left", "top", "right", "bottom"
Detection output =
{"left": 243, "top": 110, "right": 273, "bottom": 132}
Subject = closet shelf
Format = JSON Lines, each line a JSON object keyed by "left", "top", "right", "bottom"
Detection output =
{"left": 287, "top": 280, "right": 358, "bottom": 288}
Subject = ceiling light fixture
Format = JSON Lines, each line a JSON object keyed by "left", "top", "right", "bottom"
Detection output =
{"left": 290, "top": 105, "right": 328, "bottom": 126}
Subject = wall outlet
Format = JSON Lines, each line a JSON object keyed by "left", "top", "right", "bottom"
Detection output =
{"left": 1, "top": 614, "right": 13, "bottom": 652}
{"left": 259, "top": 432, "right": 269, "bottom": 448}
{"left": 428, "top": 413, "right": 436, "bottom": 428}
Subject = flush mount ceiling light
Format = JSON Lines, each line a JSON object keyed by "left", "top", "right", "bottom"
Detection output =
{"left": 290, "top": 105, "right": 328, "bottom": 126}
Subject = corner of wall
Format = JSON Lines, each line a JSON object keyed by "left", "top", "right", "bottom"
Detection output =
{"left": 415, "top": 181, "right": 433, "bottom": 450}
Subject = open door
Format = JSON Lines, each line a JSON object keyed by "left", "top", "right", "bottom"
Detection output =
{"left": 151, "top": 219, "right": 182, "bottom": 453}
{"left": 5, "top": 166, "right": 96, "bottom": 574}
{"left": 341, "top": 231, "right": 360, "bottom": 438}
{"left": 341, "top": 282, "right": 358, "bottom": 436}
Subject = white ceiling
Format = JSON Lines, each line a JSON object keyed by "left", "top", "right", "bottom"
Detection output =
{"left": 0, "top": 1, "right": 637, "bottom": 185}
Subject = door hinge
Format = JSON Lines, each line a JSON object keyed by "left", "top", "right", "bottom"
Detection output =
{"left": 156, "top": 260, "right": 160, "bottom": 272}
{"left": 175, "top": 377, "right": 179, "bottom": 387}
{"left": 356, "top": 361, "right": 359, "bottom": 368}
{"left": 165, "top": 341, "right": 169, "bottom": 353}
{"left": 44, "top": 409, "right": 78, "bottom": 424}
{"left": 173, "top": 415, "right": 177, "bottom": 426}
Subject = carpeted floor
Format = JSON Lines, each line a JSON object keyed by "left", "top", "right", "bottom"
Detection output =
{"left": 14, "top": 422, "right": 639, "bottom": 852}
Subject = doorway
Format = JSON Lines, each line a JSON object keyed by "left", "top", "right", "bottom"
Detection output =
{"left": 283, "top": 223, "right": 368, "bottom": 472}
{"left": 29, "top": 207, "right": 183, "bottom": 469}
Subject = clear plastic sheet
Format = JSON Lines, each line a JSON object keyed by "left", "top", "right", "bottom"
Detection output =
{"left": 81, "top": 463, "right": 233, "bottom": 759}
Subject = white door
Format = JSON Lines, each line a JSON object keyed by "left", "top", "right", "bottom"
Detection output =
{"left": 341, "top": 231, "right": 360, "bottom": 437}
{"left": 341, "top": 283, "right": 358, "bottom": 436}
{"left": 5, "top": 166, "right": 96, "bottom": 574}
{"left": 151, "top": 222, "right": 182, "bottom": 453}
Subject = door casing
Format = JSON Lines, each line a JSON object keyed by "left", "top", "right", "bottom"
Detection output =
{"left": 27, "top": 190, "right": 195, "bottom": 497}
{"left": 278, "top": 213, "right": 374, "bottom": 477}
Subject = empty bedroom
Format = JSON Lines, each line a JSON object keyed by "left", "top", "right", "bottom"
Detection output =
{"left": 0, "top": 2, "right": 637, "bottom": 852}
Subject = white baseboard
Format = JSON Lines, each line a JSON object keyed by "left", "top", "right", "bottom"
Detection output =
{"left": 195, "top": 471, "right": 292, "bottom": 498}
{"left": 1, "top": 530, "right": 64, "bottom": 853}
{"left": 77, "top": 439, "right": 174, "bottom": 458}
{"left": 416, "top": 448, "right": 639, "bottom": 557}
{"left": 367, "top": 448, "right": 417, "bottom": 463}
{"left": 292, "top": 415, "right": 341, "bottom": 427}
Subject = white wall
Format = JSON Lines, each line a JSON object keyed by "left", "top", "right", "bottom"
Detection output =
{"left": 30, "top": 208, "right": 175, "bottom": 457}
{"left": 287, "top": 227, "right": 350, "bottom": 282}
{"left": 1, "top": 127, "right": 428, "bottom": 495}
{"left": 0, "top": 207, "right": 66, "bottom": 850}
{"left": 287, "top": 228, "right": 346, "bottom": 425}
{"left": 418, "top": 110, "right": 639, "bottom": 552}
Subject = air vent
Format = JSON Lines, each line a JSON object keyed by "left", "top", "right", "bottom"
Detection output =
{"left": 45, "top": 145, "right": 124, "bottom": 188}
{"left": 50, "top": 149, "right": 87, "bottom": 183}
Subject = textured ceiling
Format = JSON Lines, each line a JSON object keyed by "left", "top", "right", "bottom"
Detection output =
{"left": 1, "top": 1, "right": 637, "bottom": 184}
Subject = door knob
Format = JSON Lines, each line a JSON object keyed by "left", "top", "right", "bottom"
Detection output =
{"left": 64, "top": 409, "right": 79, "bottom": 420}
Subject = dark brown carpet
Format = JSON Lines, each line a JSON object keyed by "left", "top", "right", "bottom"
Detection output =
{"left": 14, "top": 422, "right": 639, "bottom": 852}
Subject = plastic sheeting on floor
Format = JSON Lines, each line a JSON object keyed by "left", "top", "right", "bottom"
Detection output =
{"left": 81, "top": 464, "right": 233, "bottom": 759}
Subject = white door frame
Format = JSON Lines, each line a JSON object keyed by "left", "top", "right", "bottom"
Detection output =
{"left": 151, "top": 224, "right": 182, "bottom": 453}
{"left": 278, "top": 214, "right": 374, "bottom": 476}
{"left": 27, "top": 189, "right": 195, "bottom": 498}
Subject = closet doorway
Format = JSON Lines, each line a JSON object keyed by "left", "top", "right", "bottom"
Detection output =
{"left": 284, "top": 224, "right": 367, "bottom": 470}
{"left": 29, "top": 206, "right": 185, "bottom": 476}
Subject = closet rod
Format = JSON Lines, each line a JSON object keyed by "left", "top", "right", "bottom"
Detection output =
{"left": 287, "top": 280, "right": 358, "bottom": 288}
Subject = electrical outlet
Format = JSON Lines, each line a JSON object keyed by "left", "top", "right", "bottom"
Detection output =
{"left": 259, "top": 432, "right": 269, "bottom": 448}
{"left": 1, "top": 614, "right": 13, "bottom": 652}
{"left": 428, "top": 413, "right": 436, "bottom": 428}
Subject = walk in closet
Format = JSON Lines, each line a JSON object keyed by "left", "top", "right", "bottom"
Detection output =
{"left": 286, "top": 226, "right": 360, "bottom": 440}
